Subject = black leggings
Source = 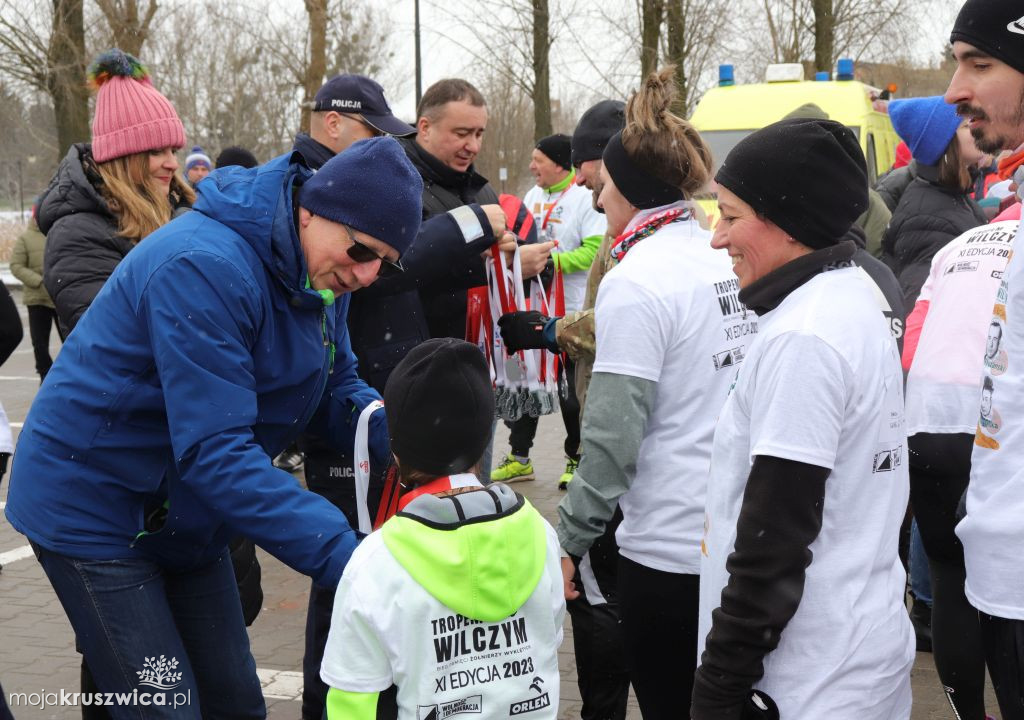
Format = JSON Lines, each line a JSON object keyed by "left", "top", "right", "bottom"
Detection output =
{"left": 909, "top": 432, "right": 987, "bottom": 720}
{"left": 980, "top": 612, "right": 1024, "bottom": 720}
{"left": 617, "top": 554, "right": 699, "bottom": 719}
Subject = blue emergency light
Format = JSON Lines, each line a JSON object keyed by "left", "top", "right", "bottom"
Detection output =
{"left": 836, "top": 58, "right": 855, "bottom": 81}
{"left": 815, "top": 71, "right": 829, "bottom": 81}
{"left": 719, "top": 64, "right": 735, "bottom": 87}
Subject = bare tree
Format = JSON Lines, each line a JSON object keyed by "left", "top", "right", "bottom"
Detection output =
{"left": 812, "top": 0, "right": 833, "bottom": 73}
{"left": 300, "top": 0, "right": 327, "bottom": 134}
{"left": 532, "top": 0, "right": 552, "bottom": 140}
{"left": 640, "top": 0, "right": 664, "bottom": 79}
{"left": 428, "top": 0, "right": 570, "bottom": 142}
{"left": 0, "top": 0, "right": 89, "bottom": 162}
{"left": 745, "top": 0, "right": 922, "bottom": 75}
{"left": 143, "top": 0, "right": 396, "bottom": 161}
{"left": 94, "top": 0, "right": 158, "bottom": 56}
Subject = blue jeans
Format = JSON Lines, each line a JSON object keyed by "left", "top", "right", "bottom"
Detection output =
{"left": 909, "top": 519, "right": 933, "bottom": 606}
{"left": 33, "top": 544, "right": 264, "bottom": 719}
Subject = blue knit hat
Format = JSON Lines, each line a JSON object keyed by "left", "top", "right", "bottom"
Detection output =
{"left": 185, "top": 145, "right": 212, "bottom": 171}
{"left": 888, "top": 96, "right": 962, "bottom": 166}
{"left": 298, "top": 137, "right": 423, "bottom": 256}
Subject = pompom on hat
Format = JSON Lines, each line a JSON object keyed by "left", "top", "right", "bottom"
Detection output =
{"left": 185, "top": 146, "right": 212, "bottom": 172}
{"left": 87, "top": 49, "right": 185, "bottom": 163}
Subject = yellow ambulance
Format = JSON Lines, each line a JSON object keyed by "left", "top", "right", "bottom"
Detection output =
{"left": 691, "top": 60, "right": 899, "bottom": 224}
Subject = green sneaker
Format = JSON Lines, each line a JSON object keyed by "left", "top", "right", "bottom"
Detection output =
{"left": 491, "top": 454, "right": 535, "bottom": 483}
{"left": 559, "top": 457, "right": 579, "bottom": 490}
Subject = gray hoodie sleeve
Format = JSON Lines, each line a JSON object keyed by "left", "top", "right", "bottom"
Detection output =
{"left": 556, "top": 371, "right": 657, "bottom": 557}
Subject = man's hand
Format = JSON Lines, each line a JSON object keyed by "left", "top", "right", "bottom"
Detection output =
{"left": 561, "top": 556, "right": 580, "bottom": 601}
{"left": 516, "top": 241, "right": 555, "bottom": 279}
{"left": 481, "top": 204, "right": 508, "bottom": 239}
{"left": 498, "top": 310, "right": 557, "bottom": 353}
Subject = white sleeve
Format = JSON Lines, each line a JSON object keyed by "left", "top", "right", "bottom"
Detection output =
{"left": 320, "top": 552, "right": 393, "bottom": 692}
{"left": 578, "top": 200, "right": 607, "bottom": 240}
{"left": 747, "top": 331, "right": 850, "bottom": 470}
{"left": 917, "top": 245, "right": 948, "bottom": 305}
{"left": 544, "top": 522, "right": 566, "bottom": 647}
{"left": 593, "top": 271, "right": 675, "bottom": 382}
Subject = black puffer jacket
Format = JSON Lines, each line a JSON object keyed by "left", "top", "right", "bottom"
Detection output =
{"left": 39, "top": 143, "right": 190, "bottom": 334}
{"left": 875, "top": 162, "right": 917, "bottom": 213}
{"left": 881, "top": 163, "right": 987, "bottom": 308}
{"left": 401, "top": 137, "right": 500, "bottom": 341}
{"left": 343, "top": 138, "right": 499, "bottom": 391}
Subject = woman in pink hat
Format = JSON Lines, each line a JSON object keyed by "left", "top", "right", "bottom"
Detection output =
{"left": 34, "top": 47, "right": 193, "bottom": 719}
{"left": 39, "top": 48, "right": 193, "bottom": 336}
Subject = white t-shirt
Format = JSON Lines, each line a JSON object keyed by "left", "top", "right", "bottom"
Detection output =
{"left": 523, "top": 181, "right": 606, "bottom": 313}
{"left": 321, "top": 521, "right": 565, "bottom": 719}
{"left": 699, "top": 268, "right": 914, "bottom": 718}
{"left": 906, "top": 221, "right": 1015, "bottom": 435}
{"left": 593, "top": 208, "right": 751, "bottom": 574}
{"left": 960, "top": 213, "right": 1024, "bottom": 620}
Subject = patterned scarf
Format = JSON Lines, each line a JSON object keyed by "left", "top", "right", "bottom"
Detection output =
{"left": 610, "top": 206, "right": 693, "bottom": 262}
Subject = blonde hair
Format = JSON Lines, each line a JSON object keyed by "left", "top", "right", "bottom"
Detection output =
{"left": 620, "top": 66, "right": 713, "bottom": 198}
{"left": 97, "top": 151, "right": 194, "bottom": 241}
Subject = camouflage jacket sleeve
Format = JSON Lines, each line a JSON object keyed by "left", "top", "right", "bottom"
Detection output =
{"left": 555, "top": 309, "right": 595, "bottom": 362}
{"left": 553, "top": 231, "right": 616, "bottom": 362}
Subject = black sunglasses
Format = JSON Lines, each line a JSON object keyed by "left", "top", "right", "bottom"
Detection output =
{"left": 343, "top": 224, "right": 404, "bottom": 278}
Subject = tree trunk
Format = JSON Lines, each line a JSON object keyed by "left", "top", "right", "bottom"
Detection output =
{"left": 640, "top": 0, "right": 664, "bottom": 79}
{"left": 49, "top": 0, "right": 89, "bottom": 163}
{"left": 812, "top": 0, "right": 834, "bottom": 74}
{"left": 664, "top": 0, "right": 687, "bottom": 115}
{"left": 531, "top": 0, "right": 551, "bottom": 141}
{"left": 301, "top": 0, "right": 328, "bottom": 134}
{"left": 95, "top": 0, "right": 159, "bottom": 57}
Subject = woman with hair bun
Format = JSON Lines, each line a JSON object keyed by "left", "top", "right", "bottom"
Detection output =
{"left": 555, "top": 67, "right": 751, "bottom": 716}
{"left": 40, "top": 49, "right": 194, "bottom": 335}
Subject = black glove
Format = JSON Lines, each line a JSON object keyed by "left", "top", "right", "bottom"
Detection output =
{"left": 498, "top": 310, "right": 554, "bottom": 353}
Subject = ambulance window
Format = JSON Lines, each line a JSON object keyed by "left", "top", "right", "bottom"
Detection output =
{"left": 866, "top": 134, "right": 878, "bottom": 184}
{"left": 700, "top": 130, "right": 754, "bottom": 175}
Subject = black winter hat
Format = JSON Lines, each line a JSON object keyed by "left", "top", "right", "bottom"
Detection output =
{"left": 715, "top": 118, "right": 868, "bottom": 250}
{"left": 951, "top": 0, "right": 1024, "bottom": 75}
{"left": 216, "top": 146, "right": 258, "bottom": 169}
{"left": 536, "top": 134, "right": 573, "bottom": 171}
{"left": 571, "top": 100, "right": 626, "bottom": 167}
{"left": 383, "top": 338, "right": 494, "bottom": 477}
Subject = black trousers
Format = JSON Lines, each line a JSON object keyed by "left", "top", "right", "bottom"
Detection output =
{"left": 301, "top": 447, "right": 392, "bottom": 720}
{"left": 567, "top": 510, "right": 630, "bottom": 720}
{"left": 617, "top": 554, "right": 699, "bottom": 720}
{"left": 506, "top": 357, "right": 581, "bottom": 459}
{"left": 27, "top": 305, "right": 60, "bottom": 380}
{"left": 909, "top": 432, "right": 987, "bottom": 719}
{"left": 980, "top": 612, "right": 1024, "bottom": 720}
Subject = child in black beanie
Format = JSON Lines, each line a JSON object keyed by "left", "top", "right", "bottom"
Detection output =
{"left": 320, "top": 338, "right": 566, "bottom": 720}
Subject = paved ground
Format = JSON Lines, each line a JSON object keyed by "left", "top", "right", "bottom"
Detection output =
{"left": 0, "top": 288, "right": 1000, "bottom": 718}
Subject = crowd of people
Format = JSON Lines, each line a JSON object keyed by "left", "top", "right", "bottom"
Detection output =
{"left": 0, "top": 0, "right": 1023, "bottom": 718}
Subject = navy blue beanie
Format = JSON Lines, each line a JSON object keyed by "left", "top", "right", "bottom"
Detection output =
{"left": 298, "top": 136, "right": 423, "bottom": 256}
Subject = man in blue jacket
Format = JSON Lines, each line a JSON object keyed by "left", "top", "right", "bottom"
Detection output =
{"left": 5, "top": 137, "right": 421, "bottom": 719}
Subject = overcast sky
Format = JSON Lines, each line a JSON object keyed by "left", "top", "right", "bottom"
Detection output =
{"left": 378, "top": 0, "right": 966, "bottom": 119}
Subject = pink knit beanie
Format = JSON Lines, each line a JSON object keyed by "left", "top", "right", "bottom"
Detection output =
{"left": 88, "top": 49, "right": 185, "bottom": 163}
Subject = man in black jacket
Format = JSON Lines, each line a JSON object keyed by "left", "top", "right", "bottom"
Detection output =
{"left": 349, "top": 78, "right": 552, "bottom": 382}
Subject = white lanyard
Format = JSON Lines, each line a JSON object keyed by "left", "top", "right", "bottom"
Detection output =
{"left": 352, "top": 399, "right": 384, "bottom": 534}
